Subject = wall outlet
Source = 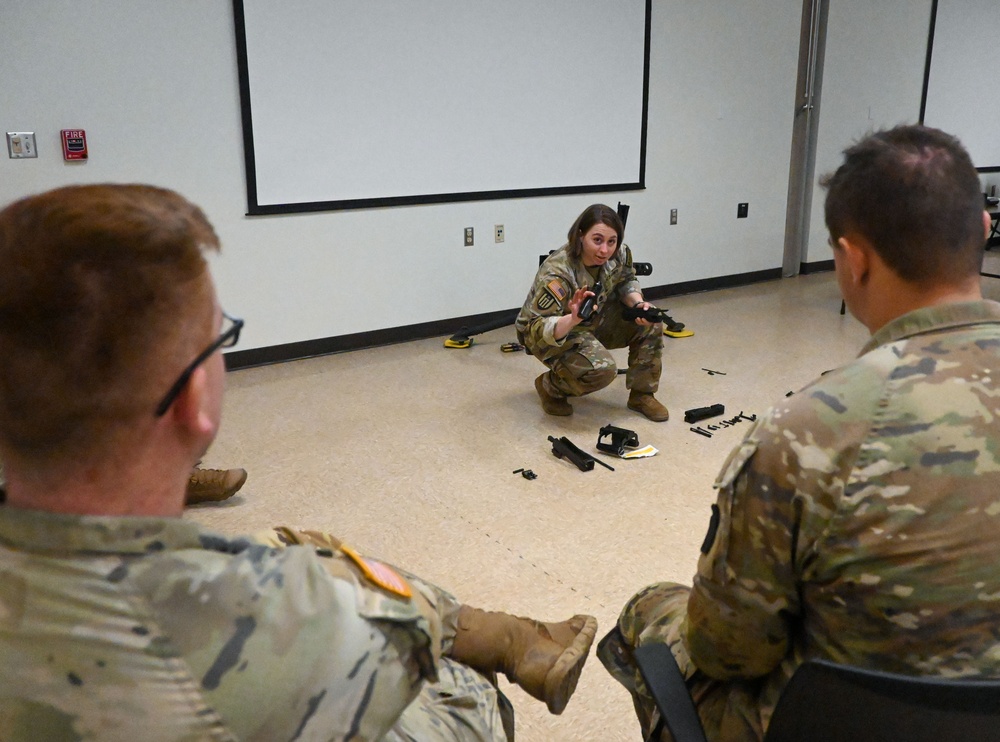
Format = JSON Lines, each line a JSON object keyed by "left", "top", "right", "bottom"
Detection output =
{"left": 495, "top": 224, "right": 504, "bottom": 243}
{"left": 670, "top": 208, "right": 677, "bottom": 225}
{"left": 737, "top": 202, "right": 749, "bottom": 218}
{"left": 464, "top": 227, "right": 474, "bottom": 246}
{"left": 6, "top": 132, "right": 37, "bottom": 159}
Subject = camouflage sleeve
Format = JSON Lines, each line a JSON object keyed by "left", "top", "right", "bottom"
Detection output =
{"left": 684, "top": 378, "right": 861, "bottom": 680}
{"left": 683, "top": 430, "right": 796, "bottom": 680}
{"left": 516, "top": 269, "right": 575, "bottom": 355}
{"left": 132, "top": 542, "right": 437, "bottom": 741}
{"left": 256, "top": 526, "right": 451, "bottom": 658}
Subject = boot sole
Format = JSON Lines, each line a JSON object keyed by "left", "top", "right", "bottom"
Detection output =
{"left": 627, "top": 401, "right": 669, "bottom": 422}
{"left": 542, "top": 614, "right": 598, "bottom": 715}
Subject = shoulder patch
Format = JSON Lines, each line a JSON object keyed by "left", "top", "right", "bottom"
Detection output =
{"left": 340, "top": 544, "right": 413, "bottom": 599}
{"left": 700, "top": 504, "right": 721, "bottom": 554}
{"left": 535, "top": 279, "right": 568, "bottom": 311}
{"left": 546, "top": 279, "right": 568, "bottom": 301}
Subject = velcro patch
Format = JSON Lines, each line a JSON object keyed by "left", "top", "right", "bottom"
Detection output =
{"left": 546, "top": 279, "right": 568, "bottom": 301}
{"left": 340, "top": 544, "right": 413, "bottom": 599}
{"left": 700, "top": 504, "right": 721, "bottom": 555}
{"left": 535, "top": 279, "right": 568, "bottom": 311}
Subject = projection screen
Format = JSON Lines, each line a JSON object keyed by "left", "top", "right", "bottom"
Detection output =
{"left": 233, "top": 0, "right": 652, "bottom": 214}
{"left": 921, "top": 0, "right": 1000, "bottom": 172}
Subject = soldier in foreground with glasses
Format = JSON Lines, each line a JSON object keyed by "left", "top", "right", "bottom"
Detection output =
{"left": 600, "top": 124, "right": 1000, "bottom": 741}
{"left": 0, "top": 183, "right": 596, "bottom": 741}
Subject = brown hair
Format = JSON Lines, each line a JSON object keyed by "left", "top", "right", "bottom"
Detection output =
{"left": 566, "top": 204, "right": 624, "bottom": 261}
{"left": 0, "top": 184, "right": 220, "bottom": 465}
{"left": 821, "top": 124, "right": 985, "bottom": 284}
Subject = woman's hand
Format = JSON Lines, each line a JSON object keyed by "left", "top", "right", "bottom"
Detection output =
{"left": 630, "top": 298, "right": 656, "bottom": 327}
{"left": 567, "top": 286, "right": 595, "bottom": 320}
{"left": 625, "top": 292, "right": 657, "bottom": 327}
{"left": 554, "top": 287, "right": 594, "bottom": 340}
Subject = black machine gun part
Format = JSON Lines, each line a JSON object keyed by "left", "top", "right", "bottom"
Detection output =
{"left": 547, "top": 435, "right": 614, "bottom": 472}
{"left": 684, "top": 404, "right": 725, "bottom": 424}
{"left": 596, "top": 424, "right": 640, "bottom": 457}
{"left": 578, "top": 281, "right": 603, "bottom": 321}
{"left": 621, "top": 304, "right": 686, "bottom": 334}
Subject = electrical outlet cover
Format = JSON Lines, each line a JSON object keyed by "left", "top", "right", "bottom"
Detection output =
{"left": 6, "top": 132, "right": 37, "bottom": 159}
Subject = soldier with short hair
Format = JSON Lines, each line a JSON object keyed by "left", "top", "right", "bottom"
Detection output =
{"left": 600, "top": 124, "right": 1000, "bottom": 741}
{"left": 0, "top": 183, "right": 597, "bottom": 741}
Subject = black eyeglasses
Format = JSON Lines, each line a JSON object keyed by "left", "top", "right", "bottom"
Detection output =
{"left": 155, "top": 311, "right": 244, "bottom": 416}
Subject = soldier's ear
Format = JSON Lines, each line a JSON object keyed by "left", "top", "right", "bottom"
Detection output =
{"left": 838, "top": 234, "right": 871, "bottom": 288}
{"left": 168, "top": 365, "right": 217, "bottom": 442}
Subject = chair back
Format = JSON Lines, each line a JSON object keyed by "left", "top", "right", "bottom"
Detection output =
{"left": 765, "top": 659, "right": 1000, "bottom": 742}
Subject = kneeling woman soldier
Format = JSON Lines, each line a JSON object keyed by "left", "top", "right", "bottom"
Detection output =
{"left": 515, "top": 204, "right": 668, "bottom": 421}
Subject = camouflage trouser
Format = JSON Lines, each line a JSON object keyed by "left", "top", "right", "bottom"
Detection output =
{"left": 386, "top": 659, "right": 512, "bottom": 742}
{"left": 598, "top": 582, "right": 766, "bottom": 742}
{"left": 258, "top": 527, "right": 512, "bottom": 742}
{"left": 536, "top": 300, "right": 663, "bottom": 398}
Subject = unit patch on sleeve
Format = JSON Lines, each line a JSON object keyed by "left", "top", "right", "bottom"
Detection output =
{"left": 535, "top": 279, "right": 569, "bottom": 311}
{"left": 340, "top": 544, "right": 413, "bottom": 599}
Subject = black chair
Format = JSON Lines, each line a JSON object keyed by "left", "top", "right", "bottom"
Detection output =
{"left": 634, "top": 642, "right": 1000, "bottom": 742}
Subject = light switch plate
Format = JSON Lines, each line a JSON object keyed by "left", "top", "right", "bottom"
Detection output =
{"left": 6, "top": 132, "right": 37, "bottom": 159}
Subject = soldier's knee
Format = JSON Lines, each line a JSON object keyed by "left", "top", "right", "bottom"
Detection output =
{"left": 636, "top": 324, "right": 663, "bottom": 347}
{"left": 580, "top": 364, "right": 617, "bottom": 391}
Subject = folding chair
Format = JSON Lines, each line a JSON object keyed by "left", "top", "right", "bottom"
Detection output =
{"left": 634, "top": 642, "right": 1000, "bottom": 742}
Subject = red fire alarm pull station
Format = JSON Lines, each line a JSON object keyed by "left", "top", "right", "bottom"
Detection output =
{"left": 60, "top": 129, "right": 88, "bottom": 160}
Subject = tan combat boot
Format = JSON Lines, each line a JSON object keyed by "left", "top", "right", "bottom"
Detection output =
{"left": 535, "top": 374, "right": 573, "bottom": 416}
{"left": 449, "top": 606, "right": 598, "bottom": 715}
{"left": 627, "top": 391, "right": 669, "bottom": 422}
{"left": 185, "top": 467, "right": 248, "bottom": 505}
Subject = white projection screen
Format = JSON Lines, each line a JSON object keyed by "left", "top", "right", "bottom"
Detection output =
{"left": 233, "top": 1, "right": 652, "bottom": 214}
{"left": 921, "top": 0, "right": 1000, "bottom": 172}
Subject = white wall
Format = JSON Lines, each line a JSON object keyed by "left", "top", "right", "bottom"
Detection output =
{"left": 1, "top": 1, "right": 928, "bottom": 354}
{"left": 804, "top": 0, "right": 934, "bottom": 262}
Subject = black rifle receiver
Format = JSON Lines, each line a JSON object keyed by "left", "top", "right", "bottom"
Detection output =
{"left": 621, "top": 305, "right": 686, "bottom": 333}
{"left": 547, "top": 435, "right": 615, "bottom": 472}
{"left": 683, "top": 404, "right": 725, "bottom": 424}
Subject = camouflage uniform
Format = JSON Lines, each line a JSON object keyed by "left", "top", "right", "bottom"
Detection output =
{"left": 515, "top": 244, "right": 662, "bottom": 397}
{"left": 0, "top": 511, "right": 507, "bottom": 741}
{"left": 600, "top": 301, "right": 1000, "bottom": 741}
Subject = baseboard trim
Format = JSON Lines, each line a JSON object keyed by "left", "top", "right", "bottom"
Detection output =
{"left": 224, "top": 308, "right": 518, "bottom": 370}
{"left": 224, "top": 266, "right": 783, "bottom": 370}
{"left": 642, "top": 267, "right": 781, "bottom": 302}
{"left": 799, "top": 259, "right": 835, "bottom": 274}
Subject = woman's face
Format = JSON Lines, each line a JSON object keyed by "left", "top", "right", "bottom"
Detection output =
{"left": 579, "top": 222, "right": 619, "bottom": 267}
